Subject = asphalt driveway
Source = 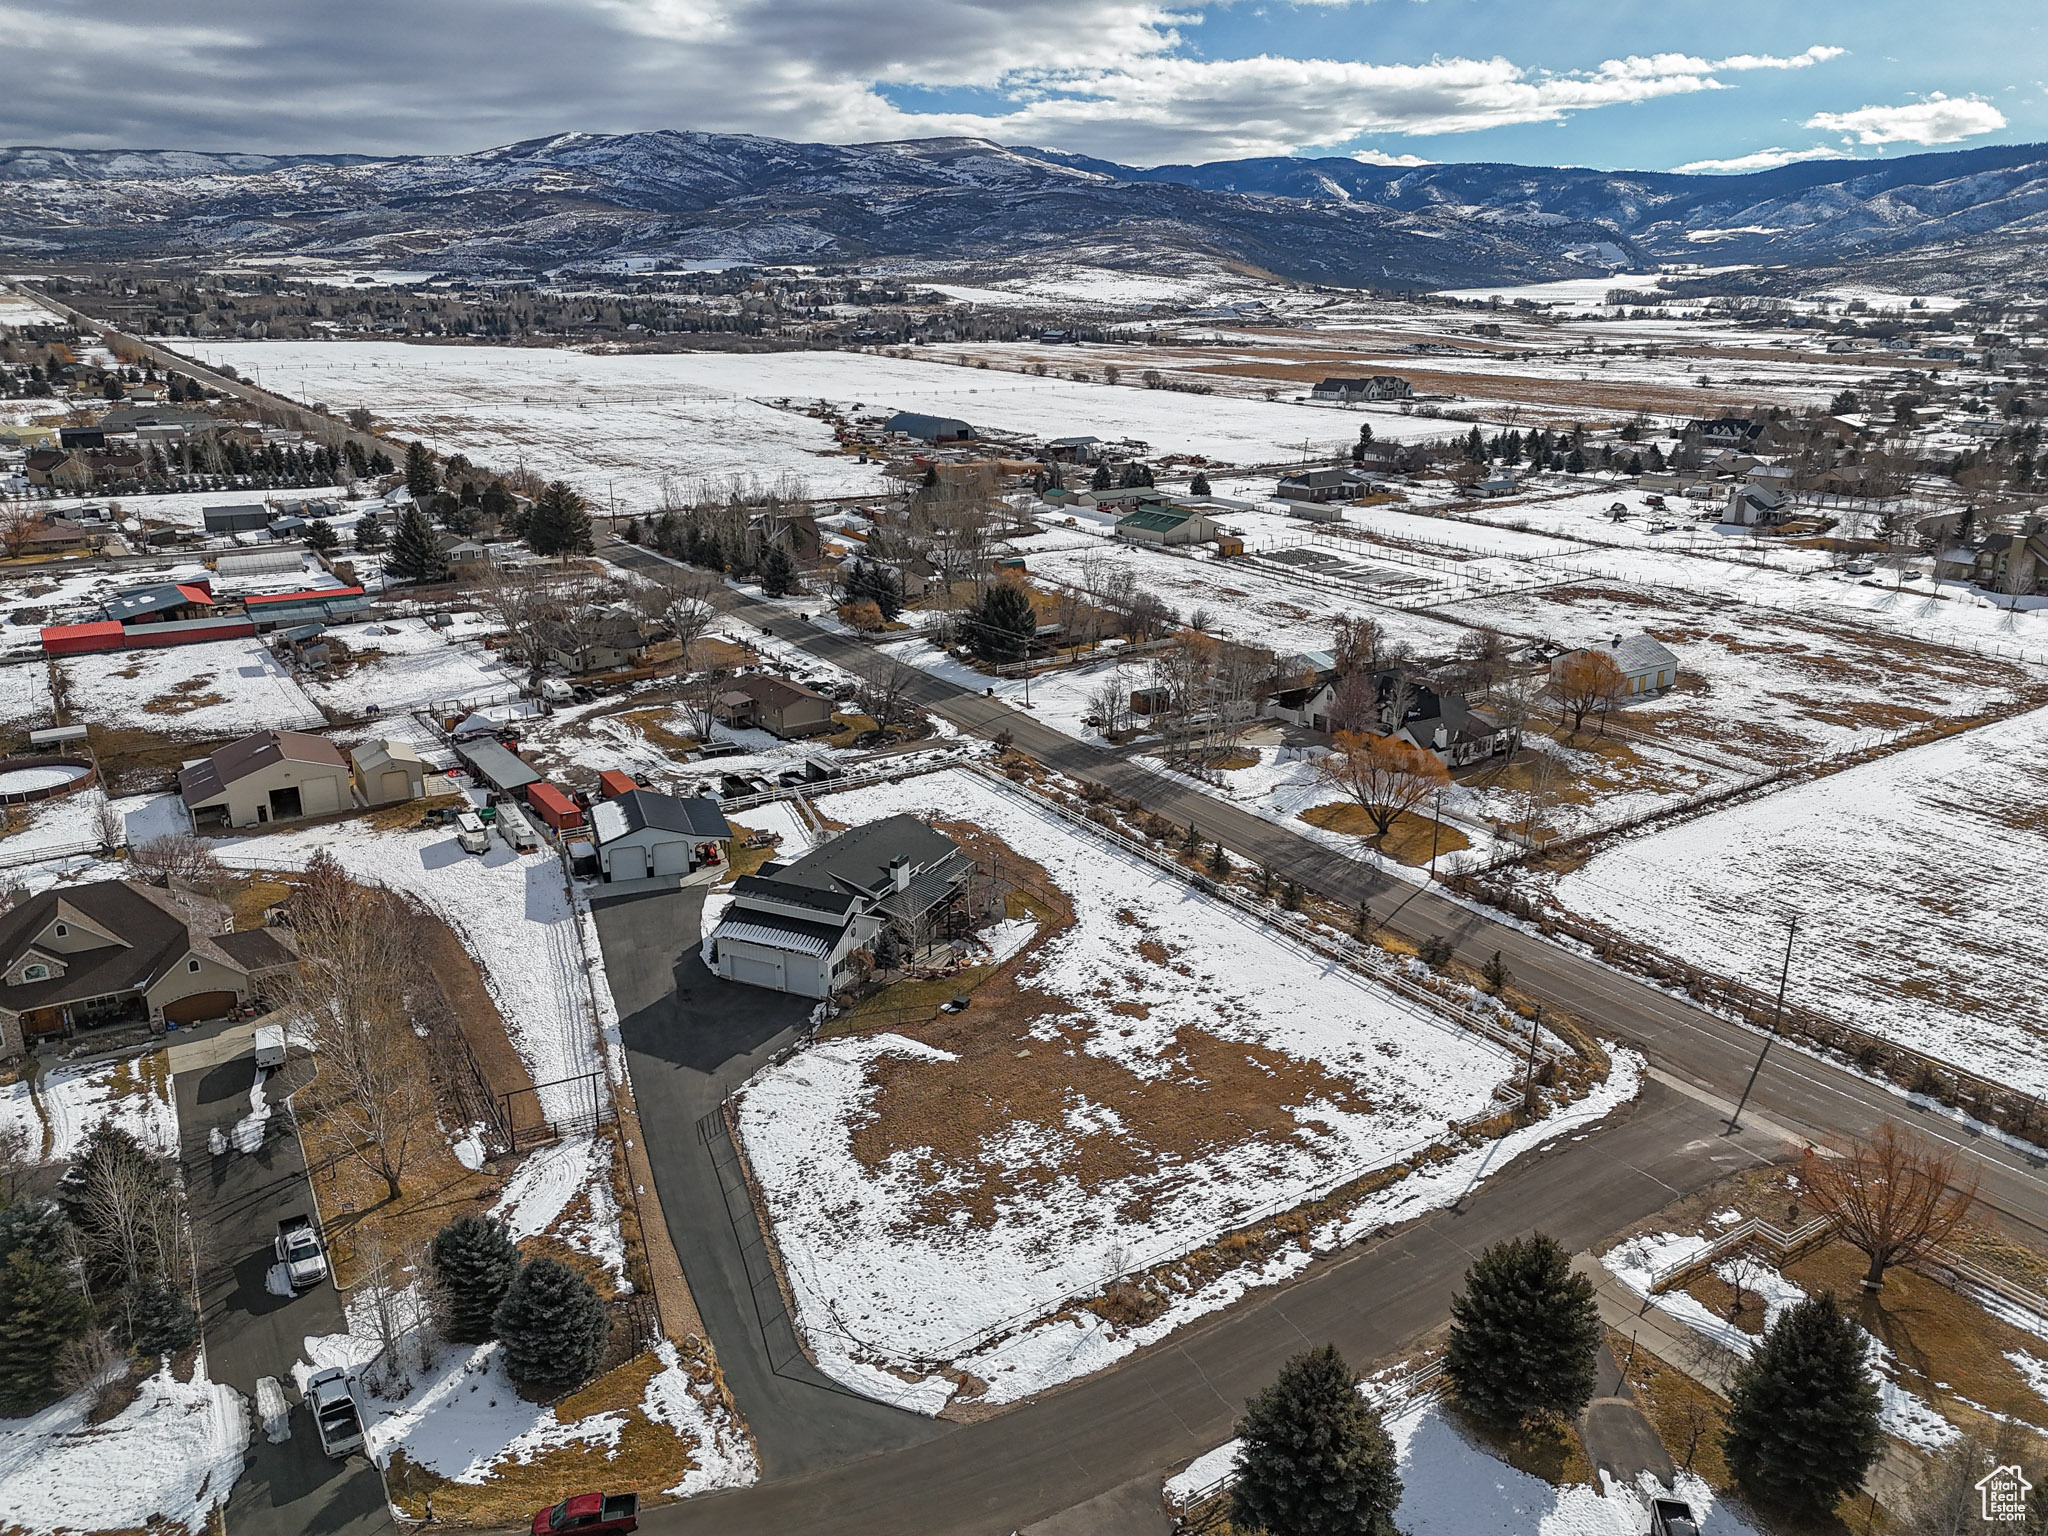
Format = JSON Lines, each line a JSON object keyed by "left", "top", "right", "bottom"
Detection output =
{"left": 591, "top": 887, "right": 953, "bottom": 1479}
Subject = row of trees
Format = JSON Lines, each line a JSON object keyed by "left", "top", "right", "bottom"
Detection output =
{"left": 429, "top": 1215, "right": 610, "bottom": 1393}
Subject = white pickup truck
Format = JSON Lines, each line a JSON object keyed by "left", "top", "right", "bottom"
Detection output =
{"left": 305, "top": 1368, "right": 364, "bottom": 1459}
{"left": 275, "top": 1215, "right": 328, "bottom": 1289}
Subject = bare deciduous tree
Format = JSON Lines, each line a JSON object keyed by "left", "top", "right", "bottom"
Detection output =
{"left": 1549, "top": 649, "right": 1627, "bottom": 736}
{"left": 128, "top": 833, "right": 228, "bottom": 891}
{"left": 1314, "top": 730, "right": 1450, "bottom": 838}
{"left": 858, "top": 652, "right": 921, "bottom": 729}
{"left": 284, "top": 873, "right": 435, "bottom": 1204}
{"left": 1804, "top": 1122, "right": 1977, "bottom": 1291}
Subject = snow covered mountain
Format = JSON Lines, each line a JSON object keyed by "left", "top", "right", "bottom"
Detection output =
{"left": 2, "top": 130, "right": 2043, "bottom": 291}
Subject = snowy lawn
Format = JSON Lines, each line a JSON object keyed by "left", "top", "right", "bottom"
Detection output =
{"left": 302, "top": 616, "right": 523, "bottom": 715}
{"left": 300, "top": 1292, "right": 753, "bottom": 1515}
{"left": 0, "top": 1050, "right": 178, "bottom": 1161}
{"left": 215, "top": 822, "right": 606, "bottom": 1119}
{"left": 1550, "top": 704, "right": 2048, "bottom": 1097}
{"left": 0, "top": 660, "right": 53, "bottom": 730}
{"left": 1171, "top": 1398, "right": 1761, "bottom": 1536}
{"left": 735, "top": 767, "right": 1637, "bottom": 1410}
{"left": 57, "top": 636, "right": 325, "bottom": 736}
{"left": 0, "top": 1363, "right": 247, "bottom": 1535}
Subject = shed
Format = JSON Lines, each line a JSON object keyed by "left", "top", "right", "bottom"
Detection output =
{"left": 528, "top": 783, "right": 584, "bottom": 833}
{"left": 203, "top": 503, "right": 270, "bottom": 534}
{"left": 41, "top": 621, "right": 127, "bottom": 657}
{"left": 589, "top": 789, "right": 732, "bottom": 883}
{"left": 350, "top": 739, "right": 427, "bottom": 806}
{"left": 454, "top": 738, "right": 541, "bottom": 797}
{"left": 597, "top": 770, "right": 639, "bottom": 800}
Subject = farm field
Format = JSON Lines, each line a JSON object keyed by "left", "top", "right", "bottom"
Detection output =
{"left": 733, "top": 767, "right": 1637, "bottom": 1411}
{"left": 1548, "top": 704, "right": 2048, "bottom": 1096}
{"left": 56, "top": 635, "right": 325, "bottom": 737}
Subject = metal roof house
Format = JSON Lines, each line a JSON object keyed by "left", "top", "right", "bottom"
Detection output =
{"left": 707, "top": 814, "right": 972, "bottom": 998}
{"left": 1553, "top": 634, "right": 1680, "bottom": 697}
{"left": 1114, "top": 505, "right": 1225, "bottom": 547}
{"left": 179, "top": 729, "right": 354, "bottom": 831}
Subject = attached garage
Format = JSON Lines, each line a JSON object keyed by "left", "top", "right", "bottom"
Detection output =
{"left": 728, "top": 950, "right": 787, "bottom": 991}
{"left": 609, "top": 846, "right": 648, "bottom": 881}
{"left": 162, "top": 990, "right": 238, "bottom": 1025}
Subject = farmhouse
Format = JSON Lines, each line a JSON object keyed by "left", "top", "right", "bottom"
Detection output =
{"left": 538, "top": 608, "right": 664, "bottom": 673}
{"left": 1724, "top": 483, "right": 1789, "bottom": 527}
{"left": 714, "top": 674, "right": 837, "bottom": 739}
{"left": 179, "top": 729, "right": 354, "bottom": 831}
{"left": 1310, "top": 376, "right": 1413, "bottom": 403}
{"left": 1277, "top": 466, "right": 1366, "bottom": 504}
{"left": 0, "top": 879, "right": 298, "bottom": 1052}
{"left": 589, "top": 789, "right": 732, "bottom": 883}
{"left": 708, "top": 814, "right": 972, "bottom": 998}
{"left": 1555, "top": 634, "right": 1680, "bottom": 697}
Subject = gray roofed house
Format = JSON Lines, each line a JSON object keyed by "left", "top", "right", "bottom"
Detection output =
{"left": 708, "top": 814, "right": 972, "bottom": 998}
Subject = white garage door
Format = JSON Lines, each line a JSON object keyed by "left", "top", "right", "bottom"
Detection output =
{"left": 610, "top": 846, "right": 647, "bottom": 880}
{"left": 652, "top": 839, "right": 690, "bottom": 877}
{"left": 731, "top": 952, "right": 785, "bottom": 990}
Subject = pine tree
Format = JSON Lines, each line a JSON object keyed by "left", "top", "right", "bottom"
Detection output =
{"left": 1230, "top": 1343, "right": 1402, "bottom": 1536}
{"left": 494, "top": 1256, "right": 609, "bottom": 1393}
{"left": 404, "top": 440, "right": 438, "bottom": 498}
{"left": 1723, "top": 1292, "right": 1882, "bottom": 1520}
{"left": 1565, "top": 448, "right": 1587, "bottom": 474}
{"left": 526, "top": 481, "right": 593, "bottom": 561}
{"left": 761, "top": 545, "right": 796, "bottom": 597}
{"left": 303, "top": 518, "right": 338, "bottom": 553}
{"left": 0, "top": 1249, "right": 90, "bottom": 1413}
{"left": 123, "top": 1277, "right": 198, "bottom": 1354}
{"left": 1190, "top": 472, "right": 1211, "bottom": 495}
{"left": 430, "top": 1215, "right": 521, "bottom": 1344}
{"left": 385, "top": 506, "right": 448, "bottom": 583}
{"left": 1089, "top": 463, "right": 1112, "bottom": 491}
{"left": 1464, "top": 425, "right": 1487, "bottom": 462}
{"left": 1443, "top": 1233, "right": 1600, "bottom": 1427}
{"left": 354, "top": 513, "right": 386, "bottom": 551}
{"left": 0, "top": 1199, "right": 68, "bottom": 1266}
{"left": 1207, "top": 842, "right": 1231, "bottom": 878}
{"left": 966, "top": 581, "right": 1037, "bottom": 663}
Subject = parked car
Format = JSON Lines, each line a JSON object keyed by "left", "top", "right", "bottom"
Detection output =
{"left": 275, "top": 1215, "right": 328, "bottom": 1288}
{"left": 531, "top": 1493, "right": 639, "bottom": 1536}
{"left": 305, "top": 1368, "right": 363, "bottom": 1458}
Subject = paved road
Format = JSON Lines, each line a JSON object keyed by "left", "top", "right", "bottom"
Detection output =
{"left": 174, "top": 1051, "right": 394, "bottom": 1536}
{"left": 589, "top": 888, "right": 953, "bottom": 1479}
{"left": 604, "top": 538, "right": 2048, "bottom": 1241}
{"left": 644, "top": 1080, "right": 1787, "bottom": 1535}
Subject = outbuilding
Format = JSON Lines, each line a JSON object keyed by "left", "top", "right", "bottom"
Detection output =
{"left": 589, "top": 789, "right": 732, "bottom": 884}
{"left": 527, "top": 782, "right": 584, "bottom": 834}
{"left": 180, "top": 730, "right": 354, "bottom": 831}
{"left": 350, "top": 739, "right": 427, "bottom": 806}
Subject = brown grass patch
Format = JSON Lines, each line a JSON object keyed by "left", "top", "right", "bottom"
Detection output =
{"left": 1299, "top": 802, "right": 1471, "bottom": 866}
{"left": 139, "top": 674, "right": 227, "bottom": 715}
{"left": 614, "top": 707, "right": 699, "bottom": 758}
{"left": 365, "top": 793, "right": 465, "bottom": 832}
{"left": 1620, "top": 1331, "right": 1733, "bottom": 1489}
{"left": 719, "top": 820, "right": 781, "bottom": 881}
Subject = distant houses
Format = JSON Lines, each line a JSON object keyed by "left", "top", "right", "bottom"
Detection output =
{"left": 1310, "top": 376, "right": 1413, "bottom": 404}
{"left": 884, "top": 412, "right": 975, "bottom": 444}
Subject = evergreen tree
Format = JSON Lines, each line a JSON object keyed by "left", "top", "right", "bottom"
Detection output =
{"left": 0, "top": 1200, "right": 67, "bottom": 1268}
{"left": 1357, "top": 421, "right": 1374, "bottom": 445}
{"left": 845, "top": 559, "right": 903, "bottom": 620}
{"left": 1230, "top": 1343, "right": 1402, "bottom": 1536}
{"left": 122, "top": 1277, "right": 198, "bottom": 1355}
{"left": 1565, "top": 447, "right": 1587, "bottom": 475}
{"left": 1207, "top": 842, "right": 1231, "bottom": 879}
{"left": 403, "top": 440, "right": 438, "bottom": 498}
{"left": 481, "top": 479, "right": 513, "bottom": 526}
{"left": 1190, "top": 472, "right": 1211, "bottom": 495}
{"left": 1723, "top": 1292, "right": 1882, "bottom": 1520}
{"left": 354, "top": 513, "right": 387, "bottom": 551}
{"left": 494, "top": 1256, "right": 609, "bottom": 1393}
{"left": 385, "top": 506, "right": 448, "bottom": 583}
{"left": 368, "top": 448, "right": 395, "bottom": 475}
{"left": 430, "top": 1215, "right": 521, "bottom": 1344}
{"left": 1464, "top": 425, "right": 1487, "bottom": 462}
{"left": 526, "top": 481, "right": 593, "bottom": 561}
{"left": 303, "top": 517, "right": 338, "bottom": 553}
{"left": 0, "top": 1249, "right": 90, "bottom": 1414}
{"left": 1089, "top": 463, "right": 1112, "bottom": 491}
{"left": 966, "top": 581, "right": 1037, "bottom": 663}
{"left": 621, "top": 517, "right": 643, "bottom": 545}
{"left": 760, "top": 545, "right": 797, "bottom": 597}
{"left": 1443, "top": 1233, "right": 1600, "bottom": 1427}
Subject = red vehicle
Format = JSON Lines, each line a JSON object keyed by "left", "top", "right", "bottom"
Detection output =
{"left": 532, "top": 1493, "right": 638, "bottom": 1535}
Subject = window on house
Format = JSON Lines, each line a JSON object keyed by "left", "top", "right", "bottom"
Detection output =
{"left": 53, "top": 923, "right": 67, "bottom": 938}
{"left": 22, "top": 964, "right": 48, "bottom": 981}
{"left": 187, "top": 958, "right": 201, "bottom": 973}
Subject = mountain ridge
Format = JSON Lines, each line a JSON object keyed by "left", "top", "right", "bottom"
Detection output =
{"left": 2, "top": 130, "right": 2044, "bottom": 293}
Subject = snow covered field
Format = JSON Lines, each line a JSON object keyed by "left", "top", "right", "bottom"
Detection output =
{"left": 165, "top": 340, "right": 1438, "bottom": 515}
{"left": 216, "top": 822, "right": 606, "bottom": 1118}
{"left": 0, "top": 1363, "right": 247, "bottom": 1534}
{"left": 302, "top": 615, "right": 521, "bottom": 715}
{"left": 735, "top": 767, "right": 1639, "bottom": 1410}
{"left": 1551, "top": 705, "right": 2048, "bottom": 1095}
{"left": 57, "top": 635, "right": 325, "bottom": 736}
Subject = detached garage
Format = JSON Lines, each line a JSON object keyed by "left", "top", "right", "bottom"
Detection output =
{"left": 589, "top": 789, "right": 732, "bottom": 886}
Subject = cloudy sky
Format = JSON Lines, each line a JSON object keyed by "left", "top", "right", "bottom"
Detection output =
{"left": 1, "top": 0, "right": 2038, "bottom": 171}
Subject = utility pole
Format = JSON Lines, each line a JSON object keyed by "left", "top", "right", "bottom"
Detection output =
{"left": 1728, "top": 913, "right": 1799, "bottom": 1134}
{"left": 1524, "top": 1003, "right": 1543, "bottom": 1112}
{"left": 1427, "top": 787, "right": 1444, "bottom": 880}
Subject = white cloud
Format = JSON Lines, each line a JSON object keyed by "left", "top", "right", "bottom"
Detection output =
{"left": 1352, "top": 149, "right": 1434, "bottom": 167}
{"left": 1673, "top": 143, "right": 1855, "bottom": 174}
{"left": 1804, "top": 92, "right": 2007, "bottom": 146}
{"left": 0, "top": 0, "right": 1853, "bottom": 168}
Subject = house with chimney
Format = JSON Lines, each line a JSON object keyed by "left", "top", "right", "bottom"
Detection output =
{"left": 707, "top": 815, "right": 972, "bottom": 998}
